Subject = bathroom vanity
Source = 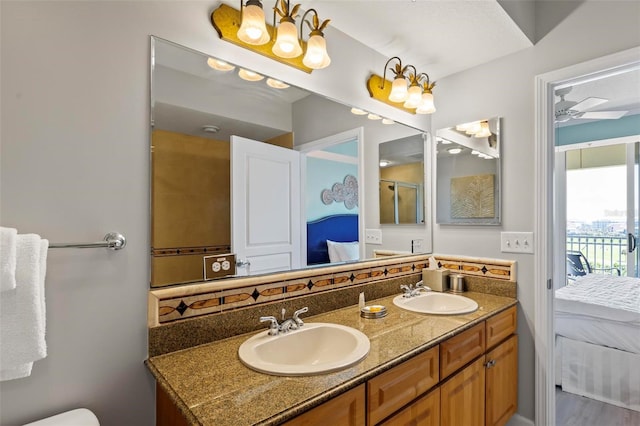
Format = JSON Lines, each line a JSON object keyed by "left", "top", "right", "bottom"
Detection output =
{"left": 147, "top": 292, "right": 517, "bottom": 426}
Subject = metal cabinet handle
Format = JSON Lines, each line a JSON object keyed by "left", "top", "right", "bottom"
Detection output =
{"left": 485, "top": 359, "right": 496, "bottom": 368}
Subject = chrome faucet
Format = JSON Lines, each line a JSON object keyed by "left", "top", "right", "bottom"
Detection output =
{"left": 400, "top": 282, "right": 431, "bottom": 298}
{"left": 259, "top": 307, "right": 309, "bottom": 335}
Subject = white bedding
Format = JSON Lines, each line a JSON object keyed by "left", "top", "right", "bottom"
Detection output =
{"left": 555, "top": 274, "right": 640, "bottom": 324}
{"left": 555, "top": 312, "right": 640, "bottom": 354}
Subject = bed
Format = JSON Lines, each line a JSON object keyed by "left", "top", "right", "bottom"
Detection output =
{"left": 306, "top": 214, "right": 359, "bottom": 265}
{"left": 554, "top": 274, "right": 640, "bottom": 411}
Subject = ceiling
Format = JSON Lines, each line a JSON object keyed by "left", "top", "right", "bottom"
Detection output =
{"left": 296, "top": 0, "right": 533, "bottom": 81}
{"left": 554, "top": 67, "right": 640, "bottom": 127}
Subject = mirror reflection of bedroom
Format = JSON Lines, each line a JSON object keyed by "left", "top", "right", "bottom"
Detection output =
{"left": 553, "top": 66, "right": 640, "bottom": 425}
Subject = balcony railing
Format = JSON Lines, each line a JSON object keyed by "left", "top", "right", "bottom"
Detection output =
{"left": 566, "top": 234, "right": 638, "bottom": 276}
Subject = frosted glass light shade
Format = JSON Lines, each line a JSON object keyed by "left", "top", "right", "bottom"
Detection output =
{"left": 403, "top": 85, "right": 423, "bottom": 109}
{"left": 388, "top": 77, "right": 408, "bottom": 102}
{"left": 207, "top": 58, "right": 235, "bottom": 71}
{"left": 475, "top": 121, "right": 492, "bottom": 137}
{"left": 238, "top": 68, "right": 264, "bottom": 81}
{"left": 303, "top": 34, "right": 331, "bottom": 69}
{"left": 272, "top": 21, "right": 302, "bottom": 58}
{"left": 237, "top": 4, "right": 270, "bottom": 45}
{"left": 416, "top": 92, "right": 436, "bottom": 114}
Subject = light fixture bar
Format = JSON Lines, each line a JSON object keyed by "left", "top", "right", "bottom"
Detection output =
{"left": 366, "top": 74, "right": 417, "bottom": 114}
{"left": 211, "top": 4, "right": 312, "bottom": 73}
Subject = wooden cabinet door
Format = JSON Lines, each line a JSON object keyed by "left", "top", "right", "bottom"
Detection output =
{"left": 368, "top": 346, "right": 439, "bottom": 426}
{"left": 485, "top": 335, "right": 518, "bottom": 426}
{"left": 283, "top": 384, "right": 366, "bottom": 426}
{"left": 379, "top": 387, "right": 440, "bottom": 426}
{"left": 440, "top": 356, "right": 485, "bottom": 426}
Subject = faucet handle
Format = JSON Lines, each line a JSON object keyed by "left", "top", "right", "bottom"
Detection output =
{"left": 400, "top": 284, "right": 412, "bottom": 297}
{"left": 292, "top": 307, "right": 309, "bottom": 326}
{"left": 260, "top": 316, "right": 280, "bottom": 335}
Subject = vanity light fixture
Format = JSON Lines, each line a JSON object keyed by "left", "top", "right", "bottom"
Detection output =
{"left": 272, "top": 1, "right": 303, "bottom": 58}
{"left": 366, "top": 57, "right": 437, "bottom": 114}
{"left": 237, "top": 0, "right": 270, "bottom": 45}
{"left": 382, "top": 118, "right": 395, "bottom": 125}
{"left": 238, "top": 68, "right": 265, "bottom": 81}
{"left": 207, "top": 57, "right": 236, "bottom": 71}
{"left": 266, "top": 78, "right": 290, "bottom": 89}
{"left": 367, "top": 113, "right": 382, "bottom": 120}
{"left": 350, "top": 107, "right": 368, "bottom": 115}
{"left": 211, "top": 2, "right": 331, "bottom": 73}
{"left": 447, "top": 148, "right": 462, "bottom": 155}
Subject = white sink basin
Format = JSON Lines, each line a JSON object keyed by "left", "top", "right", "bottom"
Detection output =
{"left": 238, "top": 323, "right": 370, "bottom": 376}
{"left": 393, "top": 292, "right": 479, "bottom": 315}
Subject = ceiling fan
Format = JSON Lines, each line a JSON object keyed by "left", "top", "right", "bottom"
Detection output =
{"left": 554, "top": 86, "right": 628, "bottom": 123}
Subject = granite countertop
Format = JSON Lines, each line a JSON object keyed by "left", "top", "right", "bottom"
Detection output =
{"left": 147, "top": 291, "right": 517, "bottom": 426}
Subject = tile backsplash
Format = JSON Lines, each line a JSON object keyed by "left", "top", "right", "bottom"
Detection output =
{"left": 148, "top": 253, "right": 516, "bottom": 327}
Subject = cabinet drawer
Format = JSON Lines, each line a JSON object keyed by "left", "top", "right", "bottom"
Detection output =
{"left": 368, "top": 346, "right": 439, "bottom": 426}
{"left": 283, "top": 384, "right": 365, "bottom": 426}
{"left": 440, "top": 322, "right": 485, "bottom": 380}
{"left": 486, "top": 306, "right": 517, "bottom": 350}
{"left": 379, "top": 387, "right": 440, "bottom": 426}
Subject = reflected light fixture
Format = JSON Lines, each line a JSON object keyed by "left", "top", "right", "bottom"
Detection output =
{"left": 456, "top": 120, "right": 491, "bottom": 138}
{"left": 379, "top": 160, "right": 391, "bottom": 167}
{"left": 351, "top": 107, "right": 367, "bottom": 115}
{"left": 211, "top": 2, "right": 330, "bottom": 73}
{"left": 367, "top": 113, "right": 381, "bottom": 120}
{"left": 382, "top": 118, "right": 395, "bottom": 125}
{"left": 237, "top": 0, "right": 270, "bottom": 45}
{"left": 448, "top": 148, "right": 462, "bottom": 154}
{"left": 266, "top": 78, "right": 289, "bottom": 89}
{"left": 207, "top": 57, "right": 235, "bottom": 71}
{"left": 475, "top": 121, "right": 492, "bottom": 138}
{"left": 366, "top": 57, "right": 436, "bottom": 114}
{"left": 238, "top": 68, "right": 264, "bottom": 81}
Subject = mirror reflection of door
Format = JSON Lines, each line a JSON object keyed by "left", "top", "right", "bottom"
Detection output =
{"left": 379, "top": 134, "right": 425, "bottom": 224}
{"left": 299, "top": 129, "right": 363, "bottom": 266}
{"left": 231, "top": 135, "right": 301, "bottom": 276}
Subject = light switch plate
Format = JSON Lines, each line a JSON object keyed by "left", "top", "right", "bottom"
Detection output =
{"left": 500, "top": 232, "right": 534, "bottom": 254}
{"left": 365, "top": 229, "right": 383, "bottom": 245}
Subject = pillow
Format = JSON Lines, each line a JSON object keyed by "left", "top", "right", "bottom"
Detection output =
{"left": 326, "top": 240, "right": 360, "bottom": 263}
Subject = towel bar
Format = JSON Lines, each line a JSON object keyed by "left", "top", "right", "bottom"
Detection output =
{"left": 49, "top": 232, "right": 126, "bottom": 250}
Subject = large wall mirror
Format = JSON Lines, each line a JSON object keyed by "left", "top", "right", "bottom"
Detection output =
{"left": 150, "top": 37, "right": 428, "bottom": 288}
{"left": 435, "top": 117, "right": 501, "bottom": 225}
{"left": 379, "top": 134, "right": 426, "bottom": 224}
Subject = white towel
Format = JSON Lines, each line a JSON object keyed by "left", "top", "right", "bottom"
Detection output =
{"left": 1, "top": 227, "right": 18, "bottom": 291}
{"left": 0, "top": 234, "right": 48, "bottom": 381}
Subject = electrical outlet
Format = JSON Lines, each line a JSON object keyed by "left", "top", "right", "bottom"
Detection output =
{"left": 500, "top": 232, "right": 534, "bottom": 254}
{"left": 365, "top": 229, "right": 383, "bottom": 245}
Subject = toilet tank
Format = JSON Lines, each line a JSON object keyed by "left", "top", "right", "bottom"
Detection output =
{"left": 23, "top": 408, "right": 99, "bottom": 426}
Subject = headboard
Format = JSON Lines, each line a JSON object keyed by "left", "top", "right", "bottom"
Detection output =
{"left": 307, "top": 214, "right": 359, "bottom": 265}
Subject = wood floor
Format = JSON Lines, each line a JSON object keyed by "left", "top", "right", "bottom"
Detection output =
{"left": 556, "top": 387, "right": 640, "bottom": 426}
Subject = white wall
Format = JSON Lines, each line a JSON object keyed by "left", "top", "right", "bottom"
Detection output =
{"left": 2, "top": 1, "right": 639, "bottom": 425}
{"left": 433, "top": 1, "right": 640, "bottom": 421}
{"left": 0, "top": 1, "right": 426, "bottom": 424}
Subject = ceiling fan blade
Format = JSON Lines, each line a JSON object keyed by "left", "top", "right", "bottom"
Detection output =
{"left": 571, "top": 97, "right": 608, "bottom": 112}
{"left": 579, "top": 110, "right": 628, "bottom": 120}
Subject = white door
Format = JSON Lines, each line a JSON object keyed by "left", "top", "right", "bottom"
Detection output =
{"left": 231, "top": 136, "right": 301, "bottom": 276}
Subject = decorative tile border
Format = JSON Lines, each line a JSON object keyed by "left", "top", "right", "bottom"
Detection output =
{"left": 148, "top": 254, "right": 516, "bottom": 326}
